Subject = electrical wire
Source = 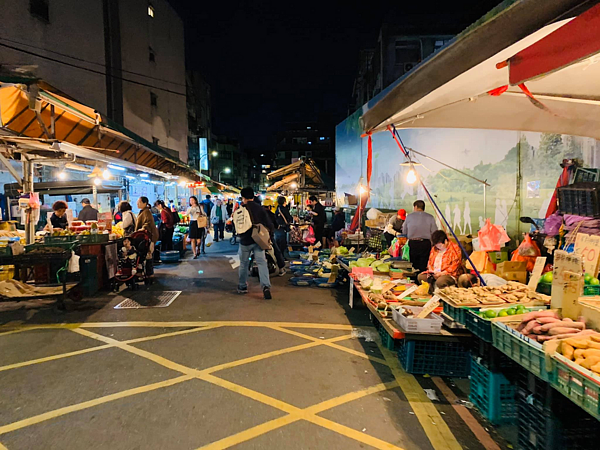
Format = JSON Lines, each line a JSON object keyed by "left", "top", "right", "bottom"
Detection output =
{"left": 0, "top": 42, "right": 186, "bottom": 97}
{"left": 0, "top": 35, "right": 187, "bottom": 88}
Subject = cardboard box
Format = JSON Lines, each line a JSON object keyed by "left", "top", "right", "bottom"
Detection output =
{"left": 496, "top": 261, "right": 527, "bottom": 283}
{"left": 488, "top": 248, "right": 509, "bottom": 264}
{"left": 450, "top": 235, "right": 474, "bottom": 255}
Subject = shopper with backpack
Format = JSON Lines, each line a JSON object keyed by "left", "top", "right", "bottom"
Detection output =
{"left": 234, "top": 187, "right": 274, "bottom": 299}
{"left": 155, "top": 200, "right": 174, "bottom": 251}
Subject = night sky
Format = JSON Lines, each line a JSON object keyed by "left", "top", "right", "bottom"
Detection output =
{"left": 170, "top": 0, "right": 501, "bottom": 151}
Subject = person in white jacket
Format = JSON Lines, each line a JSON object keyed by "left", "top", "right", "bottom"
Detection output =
{"left": 210, "top": 199, "right": 229, "bottom": 242}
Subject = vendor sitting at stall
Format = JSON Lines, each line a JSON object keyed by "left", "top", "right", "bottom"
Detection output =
{"left": 50, "top": 201, "right": 69, "bottom": 230}
{"left": 384, "top": 209, "right": 406, "bottom": 247}
{"left": 417, "top": 230, "right": 462, "bottom": 291}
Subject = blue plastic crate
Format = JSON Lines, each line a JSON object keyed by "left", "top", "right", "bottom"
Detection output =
{"left": 442, "top": 301, "right": 474, "bottom": 325}
{"left": 377, "top": 324, "right": 396, "bottom": 350}
{"left": 289, "top": 277, "right": 314, "bottom": 286}
{"left": 469, "top": 356, "right": 517, "bottom": 424}
{"left": 397, "top": 338, "right": 471, "bottom": 377}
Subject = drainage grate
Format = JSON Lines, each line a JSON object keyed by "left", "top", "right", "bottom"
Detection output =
{"left": 114, "top": 291, "right": 181, "bottom": 309}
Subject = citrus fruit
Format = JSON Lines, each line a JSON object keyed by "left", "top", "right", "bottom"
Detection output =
{"left": 591, "top": 278, "right": 600, "bottom": 286}
{"left": 484, "top": 310, "right": 498, "bottom": 319}
{"left": 585, "top": 273, "right": 593, "bottom": 284}
{"left": 498, "top": 310, "right": 509, "bottom": 317}
{"left": 507, "top": 308, "right": 516, "bottom": 315}
{"left": 542, "top": 272, "right": 554, "bottom": 283}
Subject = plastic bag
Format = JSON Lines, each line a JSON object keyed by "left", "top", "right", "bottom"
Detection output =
{"left": 465, "top": 250, "right": 495, "bottom": 273}
{"left": 401, "top": 243, "right": 410, "bottom": 261}
{"left": 478, "top": 219, "right": 510, "bottom": 251}
{"left": 68, "top": 252, "right": 80, "bottom": 273}
{"left": 205, "top": 232, "right": 214, "bottom": 248}
{"left": 388, "top": 238, "right": 400, "bottom": 257}
{"left": 304, "top": 226, "right": 316, "bottom": 244}
{"left": 511, "top": 234, "right": 540, "bottom": 271}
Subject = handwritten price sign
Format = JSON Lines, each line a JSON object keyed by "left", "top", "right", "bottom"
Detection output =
{"left": 574, "top": 233, "right": 600, "bottom": 277}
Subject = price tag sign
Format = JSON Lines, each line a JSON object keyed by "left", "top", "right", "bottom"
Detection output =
{"left": 528, "top": 256, "right": 547, "bottom": 291}
{"left": 315, "top": 242, "right": 322, "bottom": 249}
{"left": 288, "top": 246, "right": 293, "bottom": 252}
{"left": 308, "top": 245, "right": 314, "bottom": 254}
{"left": 399, "top": 285, "right": 418, "bottom": 299}
{"left": 552, "top": 250, "right": 583, "bottom": 310}
{"left": 382, "top": 283, "right": 395, "bottom": 294}
{"left": 349, "top": 277, "right": 354, "bottom": 308}
{"left": 328, "top": 265, "right": 339, "bottom": 283}
{"left": 312, "top": 250, "right": 319, "bottom": 262}
{"left": 574, "top": 233, "right": 600, "bottom": 277}
{"left": 416, "top": 295, "right": 440, "bottom": 319}
{"left": 349, "top": 247, "right": 355, "bottom": 254}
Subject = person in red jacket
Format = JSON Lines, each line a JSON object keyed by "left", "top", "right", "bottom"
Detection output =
{"left": 155, "top": 200, "right": 174, "bottom": 251}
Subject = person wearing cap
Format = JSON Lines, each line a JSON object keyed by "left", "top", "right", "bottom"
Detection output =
{"left": 78, "top": 198, "right": 99, "bottom": 223}
{"left": 384, "top": 209, "right": 406, "bottom": 248}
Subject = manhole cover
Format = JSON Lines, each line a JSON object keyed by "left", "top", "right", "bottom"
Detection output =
{"left": 114, "top": 291, "right": 181, "bottom": 309}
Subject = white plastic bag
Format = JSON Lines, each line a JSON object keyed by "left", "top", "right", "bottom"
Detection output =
{"left": 205, "top": 232, "right": 214, "bottom": 248}
{"left": 68, "top": 251, "right": 80, "bottom": 273}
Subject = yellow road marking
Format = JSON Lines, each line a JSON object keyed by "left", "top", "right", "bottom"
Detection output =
{"left": 197, "top": 380, "right": 400, "bottom": 450}
{"left": 201, "top": 334, "right": 352, "bottom": 374}
{"left": 0, "top": 326, "right": 219, "bottom": 373}
{"left": 0, "top": 321, "right": 355, "bottom": 331}
{"left": 197, "top": 415, "right": 301, "bottom": 450}
{"left": 0, "top": 441, "right": 8, "bottom": 449}
{"left": 378, "top": 344, "right": 462, "bottom": 450}
{"left": 431, "top": 377, "right": 501, "bottom": 450}
{"left": 307, "top": 415, "right": 405, "bottom": 450}
{"left": 70, "top": 328, "right": 409, "bottom": 450}
{"left": 0, "top": 375, "right": 193, "bottom": 436}
{"left": 0, "top": 344, "right": 113, "bottom": 373}
{"left": 269, "top": 326, "right": 389, "bottom": 366}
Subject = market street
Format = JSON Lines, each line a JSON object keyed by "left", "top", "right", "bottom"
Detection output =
{"left": 0, "top": 238, "right": 504, "bottom": 450}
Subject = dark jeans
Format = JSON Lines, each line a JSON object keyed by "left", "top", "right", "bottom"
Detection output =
{"left": 274, "top": 229, "right": 288, "bottom": 258}
{"left": 214, "top": 221, "right": 225, "bottom": 241}
{"left": 408, "top": 239, "right": 431, "bottom": 273}
{"left": 160, "top": 226, "right": 174, "bottom": 251}
{"left": 271, "top": 238, "right": 286, "bottom": 269}
{"left": 314, "top": 224, "right": 325, "bottom": 246}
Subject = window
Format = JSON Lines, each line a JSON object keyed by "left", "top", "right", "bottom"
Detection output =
{"left": 394, "top": 40, "right": 421, "bottom": 63}
{"left": 305, "top": 151, "right": 312, "bottom": 157}
{"left": 147, "top": 4, "right": 155, "bottom": 17}
{"left": 149, "top": 47, "right": 155, "bottom": 62}
{"left": 306, "top": 126, "right": 311, "bottom": 130}
{"left": 152, "top": 137, "right": 159, "bottom": 145}
{"left": 292, "top": 152, "right": 299, "bottom": 158}
{"left": 277, "top": 152, "right": 285, "bottom": 159}
{"left": 30, "top": 0, "right": 49, "bottom": 22}
{"left": 308, "top": 142, "right": 312, "bottom": 145}
{"left": 292, "top": 137, "right": 307, "bottom": 145}
{"left": 150, "top": 92, "right": 157, "bottom": 107}
{"left": 319, "top": 137, "right": 325, "bottom": 141}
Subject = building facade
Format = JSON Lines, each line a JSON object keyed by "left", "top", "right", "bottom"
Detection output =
{"left": 1, "top": 0, "right": 188, "bottom": 162}
{"left": 186, "top": 70, "right": 212, "bottom": 171}
{"left": 351, "top": 24, "right": 453, "bottom": 112}
{"left": 275, "top": 122, "right": 334, "bottom": 177}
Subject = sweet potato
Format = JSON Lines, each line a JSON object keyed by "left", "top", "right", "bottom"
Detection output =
{"left": 565, "top": 338, "right": 590, "bottom": 349}
{"left": 521, "top": 310, "right": 560, "bottom": 322}
{"left": 532, "top": 326, "right": 543, "bottom": 334}
{"left": 574, "top": 349, "right": 585, "bottom": 359}
{"left": 581, "top": 357, "right": 600, "bottom": 370}
{"left": 562, "top": 343, "right": 575, "bottom": 360}
{"left": 575, "top": 358, "right": 585, "bottom": 365}
{"left": 541, "top": 321, "right": 585, "bottom": 332}
{"left": 582, "top": 349, "right": 600, "bottom": 358}
{"left": 549, "top": 327, "right": 581, "bottom": 335}
{"left": 591, "top": 362, "right": 600, "bottom": 374}
{"left": 535, "top": 317, "right": 562, "bottom": 325}
{"left": 522, "top": 320, "right": 540, "bottom": 334}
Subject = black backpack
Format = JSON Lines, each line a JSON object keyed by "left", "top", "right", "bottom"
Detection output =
{"left": 171, "top": 209, "right": 180, "bottom": 225}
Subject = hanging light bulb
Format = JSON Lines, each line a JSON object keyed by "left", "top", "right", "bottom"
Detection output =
{"left": 94, "top": 177, "right": 102, "bottom": 186}
{"left": 406, "top": 169, "right": 417, "bottom": 185}
{"left": 359, "top": 185, "right": 367, "bottom": 194}
{"left": 102, "top": 169, "right": 111, "bottom": 179}
{"left": 58, "top": 171, "right": 67, "bottom": 180}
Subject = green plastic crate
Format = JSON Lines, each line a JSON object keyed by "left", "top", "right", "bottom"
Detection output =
{"left": 442, "top": 301, "right": 474, "bottom": 325}
{"left": 44, "top": 235, "right": 78, "bottom": 244}
{"left": 491, "top": 322, "right": 553, "bottom": 382}
{"left": 552, "top": 353, "right": 600, "bottom": 421}
{"left": 583, "top": 285, "right": 600, "bottom": 296}
{"left": 467, "top": 306, "right": 548, "bottom": 344}
{"left": 469, "top": 356, "right": 517, "bottom": 424}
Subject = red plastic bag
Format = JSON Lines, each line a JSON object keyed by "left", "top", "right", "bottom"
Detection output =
{"left": 303, "top": 226, "right": 316, "bottom": 244}
{"left": 389, "top": 238, "right": 401, "bottom": 258}
{"left": 511, "top": 234, "right": 541, "bottom": 271}
{"left": 478, "top": 219, "right": 510, "bottom": 251}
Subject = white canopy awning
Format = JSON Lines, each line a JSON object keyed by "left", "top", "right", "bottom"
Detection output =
{"left": 362, "top": 1, "right": 600, "bottom": 140}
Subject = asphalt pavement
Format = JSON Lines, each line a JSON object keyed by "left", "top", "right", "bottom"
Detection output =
{"left": 0, "top": 237, "right": 509, "bottom": 450}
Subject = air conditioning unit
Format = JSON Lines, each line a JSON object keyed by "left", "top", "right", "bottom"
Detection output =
{"left": 404, "top": 62, "right": 416, "bottom": 73}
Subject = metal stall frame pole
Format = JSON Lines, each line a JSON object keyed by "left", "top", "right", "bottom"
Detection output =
{"left": 92, "top": 184, "right": 98, "bottom": 210}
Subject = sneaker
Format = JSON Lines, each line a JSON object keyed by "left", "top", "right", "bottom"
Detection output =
{"left": 237, "top": 286, "right": 248, "bottom": 294}
{"left": 263, "top": 287, "right": 272, "bottom": 300}
{"left": 278, "top": 268, "right": 287, "bottom": 277}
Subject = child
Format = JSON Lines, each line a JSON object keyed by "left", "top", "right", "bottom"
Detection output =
{"left": 118, "top": 238, "right": 138, "bottom": 276}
